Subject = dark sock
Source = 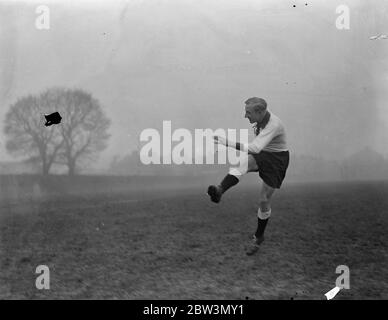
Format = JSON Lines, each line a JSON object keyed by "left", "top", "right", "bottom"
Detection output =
{"left": 219, "top": 174, "right": 239, "bottom": 193}
{"left": 255, "top": 218, "right": 269, "bottom": 238}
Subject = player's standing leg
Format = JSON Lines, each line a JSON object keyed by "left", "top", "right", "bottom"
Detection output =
{"left": 246, "top": 181, "right": 275, "bottom": 255}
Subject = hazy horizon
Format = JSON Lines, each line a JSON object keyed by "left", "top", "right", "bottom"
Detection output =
{"left": 1, "top": 0, "right": 387, "bottom": 171}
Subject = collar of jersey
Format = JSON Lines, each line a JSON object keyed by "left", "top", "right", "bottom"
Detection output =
{"left": 253, "top": 110, "right": 271, "bottom": 134}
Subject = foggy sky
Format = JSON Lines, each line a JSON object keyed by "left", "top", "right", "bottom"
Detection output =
{"left": 0, "top": 0, "right": 387, "bottom": 169}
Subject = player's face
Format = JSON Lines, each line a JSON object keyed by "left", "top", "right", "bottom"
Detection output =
{"left": 245, "top": 104, "right": 265, "bottom": 124}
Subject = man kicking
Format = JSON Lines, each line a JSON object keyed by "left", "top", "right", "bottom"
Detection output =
{"left": 207, "top": 97, "right": 289, "bottom": 255}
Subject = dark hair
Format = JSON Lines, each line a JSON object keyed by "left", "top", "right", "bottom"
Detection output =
{"left": 245, "top": 97, "right": 267, "bottom": 111}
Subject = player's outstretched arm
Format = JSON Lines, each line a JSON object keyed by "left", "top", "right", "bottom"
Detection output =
{"left": 213, "top": 135, "right": 248, "bottom": 152}
{"left": 213, "top": 123, "right": 279, "bottom": 155}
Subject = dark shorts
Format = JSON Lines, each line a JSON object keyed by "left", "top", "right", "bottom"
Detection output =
{"left": 252, "top": 150, "right": 290, "bottom": 189}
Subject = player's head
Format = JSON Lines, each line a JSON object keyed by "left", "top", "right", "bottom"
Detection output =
{"left": 244, "top": 97, "right": 267, "bottom": 124}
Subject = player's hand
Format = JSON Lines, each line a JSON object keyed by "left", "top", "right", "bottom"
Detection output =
{"left": 213, "top": 135, "right": 227, "bottom": 146}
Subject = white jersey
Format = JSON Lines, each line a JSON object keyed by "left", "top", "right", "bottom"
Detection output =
{"left": 248, "top": 111, "right": 288, "bottom": 154}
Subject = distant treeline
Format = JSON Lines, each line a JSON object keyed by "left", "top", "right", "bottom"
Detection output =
{"left": 1, "top": 147, "right": 388, "bottom": 183}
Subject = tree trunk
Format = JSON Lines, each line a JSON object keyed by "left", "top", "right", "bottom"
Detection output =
{"left": 42, "top": 161, "right": 50, "bottom": 176}
{"left": 68, "top": 160, "right": 76, "bottom": 176}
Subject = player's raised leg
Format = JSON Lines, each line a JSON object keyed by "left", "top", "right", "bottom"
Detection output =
{"left": 207, "top": 154, "right": 258, "bottom": 203}
{"left": 246, "top": 181, "right": 275, "bottom": 255}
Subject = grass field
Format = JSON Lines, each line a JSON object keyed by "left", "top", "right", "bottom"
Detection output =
{"left": 0, "top": 175, "right": 387, "bottom": 299}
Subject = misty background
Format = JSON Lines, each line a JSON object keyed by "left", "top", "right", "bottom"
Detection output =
{"left": 1, "top": 0, "right": 388, "bottom": 182}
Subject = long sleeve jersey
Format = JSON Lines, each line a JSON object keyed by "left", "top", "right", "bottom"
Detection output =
{"left": 248, "top": 111, "right": 288, "bottom": 154}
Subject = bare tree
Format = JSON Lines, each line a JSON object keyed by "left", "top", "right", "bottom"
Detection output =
{"left": 4, "top": 87, "right": 111, "bottom": 176}
{"left": 4, "top": 93, "right": 63, "bottom": 175}
{"left": 54, "top": 88, "right": 111, "bottom": 176}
